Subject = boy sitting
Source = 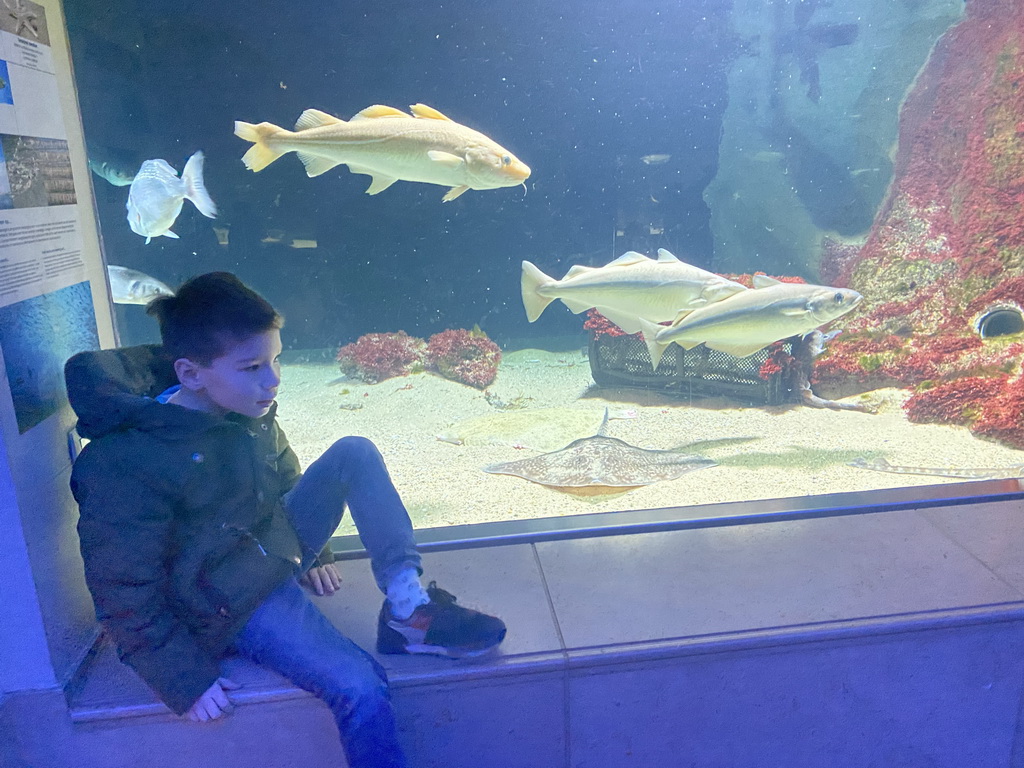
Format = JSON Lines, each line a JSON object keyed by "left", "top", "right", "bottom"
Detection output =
{"left": 66, "top": 272, "right": 506, "bottom": 768}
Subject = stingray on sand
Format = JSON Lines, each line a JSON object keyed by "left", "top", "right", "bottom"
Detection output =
{"left": 483, "top": 411, "right": 716, "bottom": 495}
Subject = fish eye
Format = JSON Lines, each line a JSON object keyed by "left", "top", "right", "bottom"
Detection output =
{"left": 502, "top": 155, "right": 511, "bottom": 166}
{"left": 834, "top": 292, "right": 844, "bottom": 302}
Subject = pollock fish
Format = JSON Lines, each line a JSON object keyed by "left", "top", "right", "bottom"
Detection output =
{"left": 638, "top": 275, "right": 862, "bottom": 367}
{"left": 522, "top": 249, "right": 746, "bottom": 334}
{"left": 126, "top": 152, "right": 217, "bottom": 243}
{"left": 106, "top": 265, "right": 174, "bottom": 306}
{"left": 234, "top": 103, "right": 530, "bottom": 202}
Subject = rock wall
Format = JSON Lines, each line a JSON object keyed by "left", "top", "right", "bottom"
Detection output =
{"left": 815, "top": 0, "right": 1024, "bottom": 447}
{"left": 704, "top": 0, "right": 963, "bottom": 277}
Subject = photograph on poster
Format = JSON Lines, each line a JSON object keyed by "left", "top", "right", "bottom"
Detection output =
{"left": 0, "top": 60, "right": 12, "bottom": 105}
{"left": 0, "top": 280, "right": 99, "bottom": 433}
{"left": 0, "top": 134, "right": 75, "bottom": 208}
{"left": 0, "top": 139, "right": 12, "bottom": 209}
{"left": 0, "top": 0, "right": 48, "bottom": 46}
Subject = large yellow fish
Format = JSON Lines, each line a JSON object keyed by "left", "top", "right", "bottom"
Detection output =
{"left": 234, "top": 103, "right": 530, "bottom": 202}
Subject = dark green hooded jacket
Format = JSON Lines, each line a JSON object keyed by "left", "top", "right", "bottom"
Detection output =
{"left": 66, "top": 344, "right": 331, "bottom": 715}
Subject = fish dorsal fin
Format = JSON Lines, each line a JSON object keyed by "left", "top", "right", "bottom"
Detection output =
{"left": 607, "top": 251, "right": 650, "bottom": 268}
{"left": 596, "top": 407, "right": 610, "bottom": 436}
{"left": 351, "top": 105, "right": 410, "bottom": 120}
{"left": 564, "top": 264, "right": 595, "bottom": 278}
{"left": 657, "top": 248, "right": 681, "bottom": 263}
{"left": 410, "top": 103, "right": 453, "bottom": 121}
{"left": 752, "top": 274, "right": 781, "bottom": 288}
{"left": 295, "top": 109, "right": 344, "bottom": 131}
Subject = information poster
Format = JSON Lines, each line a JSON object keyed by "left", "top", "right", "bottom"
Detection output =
{"left": 0, "top": 0, "right": 102, "bottom": 433}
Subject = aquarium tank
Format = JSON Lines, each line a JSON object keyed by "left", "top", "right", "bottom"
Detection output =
{"left": 63, "top": 0, "right": 1024, "bottom": 538}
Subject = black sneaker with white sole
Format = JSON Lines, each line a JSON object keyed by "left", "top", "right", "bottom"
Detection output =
{"left": 376, "top": 582, "right": 506, "bottom": 658}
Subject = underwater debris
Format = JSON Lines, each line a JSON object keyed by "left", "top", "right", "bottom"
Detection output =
{"left": 483, "top": 390, "right": 533, "bottom": 411}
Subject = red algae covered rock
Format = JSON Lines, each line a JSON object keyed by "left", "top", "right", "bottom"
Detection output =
{"left": 426, "top": 328, "right": 501, "bottom": 389}
{"left": 811, "top": 0, "right": 1024, "bottom": 444}
{"left": 584, "top": 308, "right": 632, "bottom": 339}
{"left": 336, "top": 331, "right": 426, "bottom": 383}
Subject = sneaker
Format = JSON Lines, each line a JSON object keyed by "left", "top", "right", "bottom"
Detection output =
{"left": 377, "top": 581, "right": 507, "bottom": 658}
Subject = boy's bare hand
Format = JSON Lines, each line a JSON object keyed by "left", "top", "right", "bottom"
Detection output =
{"left": 301, "top": 562, "right": 342, "bottom": 596}
{"left": 187, "top": 677, "right": 240, "bottom": 722}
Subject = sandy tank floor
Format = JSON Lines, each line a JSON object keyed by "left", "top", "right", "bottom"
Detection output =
{"left": 275, "top": 348, "right": 1024, "bottom": 536}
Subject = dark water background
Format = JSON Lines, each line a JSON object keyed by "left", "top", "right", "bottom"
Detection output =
{"left": 64, "top": 0, "right": 739, "bottom": 352}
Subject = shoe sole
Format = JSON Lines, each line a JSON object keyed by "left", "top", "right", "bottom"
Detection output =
{"left": 399, "top": 642, "right": 502, "bottom": 659}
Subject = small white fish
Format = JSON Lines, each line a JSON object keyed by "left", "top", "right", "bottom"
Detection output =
{"left": 234, "top": 103, "right": 530, "bottom": 202}
{"left": 641, "top": 153, "right": 671, "bottom": 165}
{"left": 639, "top": 275, "right": 862, "bottom": 367}
{"left": 522, "top": 249, "right": 746, "bottom": 334}
{"left": 126, "top": 152, "right": 217, "bottom": 244}
{"left": 88, "top": 159, "right": 135, "bottom": 187}
{"left": 106, "top": 265, "right": 174, "bottom": 305}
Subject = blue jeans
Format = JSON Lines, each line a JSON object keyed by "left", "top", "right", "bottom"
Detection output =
{"left": 234, "top": 436, "right": 421, "bottom": 768}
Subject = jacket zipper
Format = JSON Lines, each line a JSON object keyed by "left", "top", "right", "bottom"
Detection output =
{"left": 221, "top": 523, "right": 268, "bottom": 556}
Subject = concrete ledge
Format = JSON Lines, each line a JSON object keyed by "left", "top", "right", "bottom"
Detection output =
{"left": 32, "top": 498, "right": 1024, "bottom": 767}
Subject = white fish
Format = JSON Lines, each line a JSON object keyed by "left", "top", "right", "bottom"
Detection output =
{"left": 88, "top": 159, "right": 135, "bottom": 186}
{"left": 521, "top": 249, "right": 747, "bottom": 334}
{"left": 641, "top": 153, "right": 671, "bottom": 165}
{"left": 126, "top": 152, "right": 217, "bottom": 244}
{"left": 234, "top": 103, "right": 530, "bottom": 202}
{"left": 106, "top": 265, "right": 174, "bottom": 305}
{"left": 639, "top": 275, "right": 863, "bottom": 367}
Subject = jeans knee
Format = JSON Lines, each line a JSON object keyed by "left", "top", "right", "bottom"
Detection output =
{"left": 329, "top": 435, "right": 382, "bottom": 465}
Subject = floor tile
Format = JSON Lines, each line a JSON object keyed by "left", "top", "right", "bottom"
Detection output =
{"left": 314, "top": 543, "right": 563, "bottom": 678}
{"left": 537, "top": 509, "right": 1024, "bottom": 649}
{"left": 921, "top": 500, "right": 1024, "bottom": 593}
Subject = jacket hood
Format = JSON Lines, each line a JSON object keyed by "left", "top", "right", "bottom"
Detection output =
{"left": 65, "top": 344, "right": 243, "bottom": 439}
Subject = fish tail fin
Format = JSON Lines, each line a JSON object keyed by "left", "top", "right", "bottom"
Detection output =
{"left": 638, "top": 319, "right": 668, "bottom": 370}
{"left": 521, "top": 260, "right": 556, "bottom": 322}
{"left": 181, "top": 151, "right": 217, "bottom": 219}
{"left": 234, "top": 120, "right": 287, "bottom": 172}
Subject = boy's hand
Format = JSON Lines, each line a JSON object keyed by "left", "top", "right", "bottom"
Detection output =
{"left": 301, "top": 562, "right": 342, "bottom": 596}
{"left": 186, "top": 677, "right": 240, "bottom": 722}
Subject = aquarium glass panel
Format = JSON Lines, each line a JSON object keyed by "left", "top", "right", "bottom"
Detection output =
{"left": 64, "top": 0, "right": 1024, "bottom": 537}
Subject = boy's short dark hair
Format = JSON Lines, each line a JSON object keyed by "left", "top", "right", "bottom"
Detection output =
{"left": 146, "top": 272, "right": 283, "bottom": 365}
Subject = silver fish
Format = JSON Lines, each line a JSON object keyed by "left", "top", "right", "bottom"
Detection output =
{"left": 126, "top": 152, "right": 217, "bottom": 243}
{"left": 522, "top": 249, "right": 746, "bottom": 334}
{"left": 106, "top": 265, "right": 174, "bottom": 305}
{"left": 234, "top": 103, "right": 530, "bottom": 202}
{"left": 639, "top": 275, "right": 862, "bottom": 367}
{"left": 88, "top": 159, "right": 135, "bottom": 187}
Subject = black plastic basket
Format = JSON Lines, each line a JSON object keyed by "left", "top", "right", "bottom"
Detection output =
{"left": 588, "top": 334, "right": 808, "bottom": 405}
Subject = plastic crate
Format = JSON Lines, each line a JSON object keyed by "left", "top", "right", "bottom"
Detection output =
{"left": 588, "top": 334, "right": 808, "bottom": 405}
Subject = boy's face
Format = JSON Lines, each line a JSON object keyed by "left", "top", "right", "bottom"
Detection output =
{"left": 176, "top": 329, "right": 283, "bottom": 418}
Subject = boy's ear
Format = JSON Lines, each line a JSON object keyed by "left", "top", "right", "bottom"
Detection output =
{"left": 173, "top": 357, "right": 206, "bottom": 392}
